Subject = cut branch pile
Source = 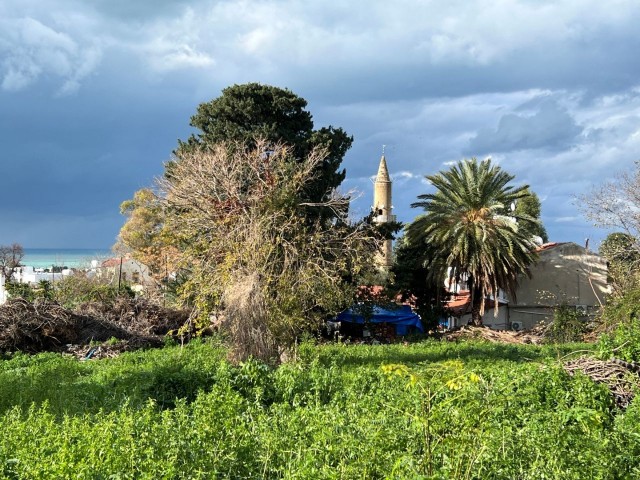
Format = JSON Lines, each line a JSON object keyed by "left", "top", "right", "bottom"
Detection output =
{"left": 75, "top": 297, "right": 189, "bottom": 337}
{"left": 443, "top": 326, "right": 543, "bottom": 344}
{"left": 0, "top": 298, "right": 85, "bottom": 352}
{"left": 0, "top": 297, "right": 190, "bottom": 355}
{"left": 563, "top": 356, "right": 639, "bottom": 408}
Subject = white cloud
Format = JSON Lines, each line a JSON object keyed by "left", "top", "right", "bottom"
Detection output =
{"left": 0, "top": 16, "right": 103, "bottom": 93}
{"left": 146, "top": 42, "right": 214, "bottom": 71}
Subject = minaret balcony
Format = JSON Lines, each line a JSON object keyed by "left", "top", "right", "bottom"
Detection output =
{"left": 374, "top": 214, "right": 397, "bottom": 223}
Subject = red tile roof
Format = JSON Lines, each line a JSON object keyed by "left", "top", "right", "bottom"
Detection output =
{"left": 101, "top": 257, "right": 123, "bottom": 268}
{"left": 445, "top": 291, "right": 507, "bottom": 316}
{"left": 535, "top": 242, "right": 567, "bottom": 252}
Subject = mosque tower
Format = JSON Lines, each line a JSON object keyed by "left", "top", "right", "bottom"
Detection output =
{"left": 373, "top": 151, "right": 396, "bottom": 269}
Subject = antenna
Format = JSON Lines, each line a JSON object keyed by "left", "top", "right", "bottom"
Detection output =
{"left": 382, "top": 144, "right": 386, "bottom": 155}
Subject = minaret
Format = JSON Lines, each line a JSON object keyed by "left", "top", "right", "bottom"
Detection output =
{"left": 373, "top": 151, "right": 396, "bottom": 269}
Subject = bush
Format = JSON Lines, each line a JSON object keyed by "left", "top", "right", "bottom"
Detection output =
{"left": 597, "top": 319, "right": 640, "bottom": 362}
{"left": 599, "top": 285, "right": 640, "bottom": 330}
{"left": 53, "top": 273, "right": 133, "bottom": 309}
{"left": 4, "top": 282, "right": 35, "bottom": 301}
{"left": 546, "top": 304, "right": 585, "bottom": 343}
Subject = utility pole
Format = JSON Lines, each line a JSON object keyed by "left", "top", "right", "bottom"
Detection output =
{"left": 118, "top": 256, "right": 123, "bottom": 293}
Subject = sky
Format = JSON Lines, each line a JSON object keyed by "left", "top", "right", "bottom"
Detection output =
{"left": 2, "top": 0, "right": 640, "bottom": 249}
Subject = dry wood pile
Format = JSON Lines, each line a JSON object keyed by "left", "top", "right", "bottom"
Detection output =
{"left": 443, "top": 326, "right": 544, "bottom": 344}
{"left": 563, "top": 356, "right": 640, "bottom": 408}
{"left": 76, "top": 297, "right": 189, "bottom": 337}
{"left": 0, "top": 297, "right": 190, "bottom": 354}
{"left": 0, "top": 299, "right": 83, "bottom": 352}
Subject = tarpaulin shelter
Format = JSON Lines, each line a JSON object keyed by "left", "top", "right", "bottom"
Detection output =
{"left": 336, "top": 305, "right": 424, "bottom": 336}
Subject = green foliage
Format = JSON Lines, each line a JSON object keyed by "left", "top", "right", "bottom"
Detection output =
{"left": 4, "top": 281, "right": 35, "bottom": 301}
{"left": 409, "top": 157, "right": 539, "bottom": 325}
{"left": 2, "top": 339, "right": 638, "bottom": 478}
{"left": 116, "top": 188, "right": 180, "bottom": 284}
{"left": 382, "top": 361, "right": 484, "bottom": 477}
{"left": 175, "top": 82, "right": 353, "bottom": 208}
{"left": 5, "top": 280, "right": 55, "bottom": 302}
{"left": 599, "top": 231, "right": 640, "bottom": 296}
{"left": 159, "top": 143, "right": 376, "bottom": 360}
{"left": 117, "top": 84, "right": 371, "bottom": 360}
{"left": 53, "top": 274, "right": 133, "bottom": 309}
{"left": 6, "top": 275, "right": 133, "bottom": 310}
{"left": 389, "top": 233, "right": 448, "bottom": 331}
{"left": 546, "top": 304, "right": 585, "bottom": 343}
{"left": 597, "top": 319, "right": 640, "bottom": 363}
{"left": 513, "top": 188, "right": 549, "bottom": 243}
{"left": 36, "top": 280, "right": 54, "bottom": 300}
{"left": 595, "top": 283, "right": 640, "bottom": 362}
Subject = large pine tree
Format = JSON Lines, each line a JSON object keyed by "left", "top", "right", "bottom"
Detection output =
{"left": 174, "top": 83, "right": 353, "bottom": 210}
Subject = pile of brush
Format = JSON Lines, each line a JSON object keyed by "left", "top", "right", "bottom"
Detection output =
{"left": 444, "top": 325, "right": 543, "bottom": 345}
{"left": 564, "top": 356, "right": 640, "bottom": 408}
{"left": 0, "top": 297, "right": 190, "bottom": 354}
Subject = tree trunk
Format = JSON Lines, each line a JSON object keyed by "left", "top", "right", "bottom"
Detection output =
{"left": 470, "top": 285, "right": 483, "bottom": 326}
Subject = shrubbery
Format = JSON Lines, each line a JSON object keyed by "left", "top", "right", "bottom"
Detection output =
{"left": 546, "top": 303, "right": 586, "bottom": 343}
{"left": 5, "top": 274, "right": 132, "bottom": 309}
{"left": 1, "top": 339, "right": 639, "bottom": 478}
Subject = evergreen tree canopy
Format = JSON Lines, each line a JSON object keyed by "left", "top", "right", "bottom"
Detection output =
{"left": 175, "top": 83, "right": 353, "bottom": 206}
{"left": 513, "top": 188, "right": 548, "bottom": 243}
{"left": 389, "top": 234, "right": 447, "bottom": 331}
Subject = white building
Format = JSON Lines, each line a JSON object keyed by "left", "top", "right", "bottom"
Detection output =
{"left": 0, "top": 273, "right": 6, "bottom": 305}
{"left": 12, "top": 265, "right": 73, "bottom": 285}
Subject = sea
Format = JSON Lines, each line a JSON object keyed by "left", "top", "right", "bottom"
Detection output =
{"left": 22, "top": 248, "right": 113, "bottom": 269}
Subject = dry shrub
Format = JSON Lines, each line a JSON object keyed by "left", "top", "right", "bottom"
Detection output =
{"left": 224, "top": 272, "right": 278, "bottom": 364}
{"left": 564, "top": 356, "right": 640, "bottom": 408}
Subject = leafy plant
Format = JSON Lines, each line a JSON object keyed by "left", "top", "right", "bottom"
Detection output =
{"left": 382, "top": 361, "right": 485, "bottom": 477}
{"left": 546, "top": 303, "right": 585, "bottom": 343}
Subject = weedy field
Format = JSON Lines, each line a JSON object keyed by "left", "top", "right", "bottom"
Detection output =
{"left": 1, "top": 338, "right": 639, "bottom": 479}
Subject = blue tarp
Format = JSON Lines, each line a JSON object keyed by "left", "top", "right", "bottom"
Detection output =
{"left": 336, "top": 304, "right": 424, "bottom": 335}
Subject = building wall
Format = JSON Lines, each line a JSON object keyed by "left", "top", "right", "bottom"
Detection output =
{"left": 455, "top": 305, "right": 509, "bottom": 330}
{"left": 509, "top": 242, "right": 609, "bottom": 329}
{"left": 508, "top": 306, "right": 554, "bottom": 330}
{"left": 12, "top": 266, "right": 73, "bottom": 284}
{"left": 97, "top": 258, "right": 153, "bottom": 288}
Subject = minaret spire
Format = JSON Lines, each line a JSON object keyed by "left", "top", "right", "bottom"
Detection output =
{"left": 376, "top": 155, "right": 390, "bottom": 183}
{"left": 372, "top": 149, "right": 396, "bottom": 270}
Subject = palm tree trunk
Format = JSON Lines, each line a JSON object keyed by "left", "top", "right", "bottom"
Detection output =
{"left": 470, "top": 285, "right": 483, "bottom": 326}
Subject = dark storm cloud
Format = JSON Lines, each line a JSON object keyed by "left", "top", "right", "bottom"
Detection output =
{"left": 2, "top": 0, "right": 640, "bottom": 247}
{"left": 466, "top": 100, "right": 583, "bottom": 154}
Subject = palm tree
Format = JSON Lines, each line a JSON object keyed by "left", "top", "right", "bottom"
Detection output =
{"left": 408, "top": 158, "right": 538, "bottom": 325}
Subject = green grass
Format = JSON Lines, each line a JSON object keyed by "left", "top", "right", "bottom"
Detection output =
{"left": 1, "top": 338, "right": 638, "bottom": 479}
